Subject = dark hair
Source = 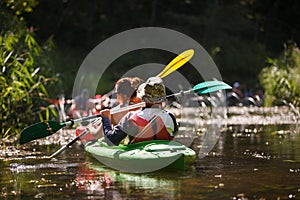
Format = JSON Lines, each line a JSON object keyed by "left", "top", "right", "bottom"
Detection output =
{"left": 131, "top": 77, "right": 144, "bottom": 89}
{"left": 115, "top": 77, "right": 135, "bottom": 97}
{"left": 130, "top": 77, "right": 144, "bottom": 100}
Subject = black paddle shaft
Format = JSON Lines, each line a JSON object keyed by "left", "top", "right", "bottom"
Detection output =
{"left": 49, "top": 129, "right": 90, "bottom": 158}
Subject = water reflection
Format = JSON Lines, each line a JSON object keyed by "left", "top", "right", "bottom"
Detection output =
{"left": 209, "top": 124, "right": 299, "bottom": 160}
{"left": 72, "top": 161, "right": 184, "bottom": 199}
{"left": 1, "top": 123, "right": 300, "bottom": 199}
{"left": 193, "top": 126, "right": 300, "bottom": 199}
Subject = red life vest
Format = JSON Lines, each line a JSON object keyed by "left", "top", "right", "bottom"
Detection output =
{"left": 128, "top": 114, "right": 174, "bottom": 143}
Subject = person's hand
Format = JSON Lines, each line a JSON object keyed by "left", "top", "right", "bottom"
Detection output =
{"left": 86, "top": 118, "right": 103, "bottom": 139}
{"left": 87, "top": 123, "right": 97, "bottom": 133}
{"left": 100, "top": 109, "right": 111, "bottom": 118}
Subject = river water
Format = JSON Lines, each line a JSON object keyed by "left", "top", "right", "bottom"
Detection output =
{"left": 0, "top": 106, "right": 299, "bottom": 199}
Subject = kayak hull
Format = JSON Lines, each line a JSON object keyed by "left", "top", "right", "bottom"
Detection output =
{"left": 84, "top": 138, "right": 196, "bottom": 173}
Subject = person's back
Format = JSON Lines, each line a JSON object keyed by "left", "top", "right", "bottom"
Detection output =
{"left": 82, "top": 77, "right": 143, "bottom": 140}
{"left": 100, "top": 76, "right": 178, "bottom": 146}
{"left": 232, "top": 82, "right": 244, "bottom": 99}
{"left": 68, "top": 88, "right": 95, "bottom": 118}
{"left": 74, "top": 95, "right": 87, "bottom": 110}
{"left": 120, "top": 106, "right": 176, "bottom": 144}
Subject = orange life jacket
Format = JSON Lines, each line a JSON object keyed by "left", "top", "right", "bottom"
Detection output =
{"left": 128, "top": 114, "right": 174, "bottom": 143}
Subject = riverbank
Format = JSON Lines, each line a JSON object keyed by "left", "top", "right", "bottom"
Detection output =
{"left": 227, "top": 106, "right": 299, "bottom": 125}
{"left": 171, "top": 105, "right": 299, "bottom": 126}
{"left": 1, "top": 106, "right": 299, "bottom": 148}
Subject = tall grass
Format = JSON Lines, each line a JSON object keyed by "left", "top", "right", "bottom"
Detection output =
{"left": 260, "top": 43, "right": 300, "bottom": 111}
{"left": 0, "top": 2, "right": 58, "bottom": 139}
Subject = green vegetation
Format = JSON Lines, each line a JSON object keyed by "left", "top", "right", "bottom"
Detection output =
{"left": 1, "top": 0, "right": 300, "bottom": 138}
{"left": 260, "top": 43, "right": 300, "bottom": 109}
{"left": 0, "top": 1, "right": 58, "bottom": 138}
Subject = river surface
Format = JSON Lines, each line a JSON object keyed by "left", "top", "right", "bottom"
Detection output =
{"left": 0, "top": 107, "right": 299, "bottom": 199}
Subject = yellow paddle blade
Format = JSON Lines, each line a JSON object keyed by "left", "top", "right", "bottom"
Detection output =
{"left": 157, "top": 49, "right": 194, "bottom": 78}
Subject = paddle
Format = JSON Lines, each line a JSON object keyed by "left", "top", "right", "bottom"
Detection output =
{"left": 48, "top": 118, "right": 102, "bottom": 159}
{"left": 166, "top": 80, "right": 232, "bottom": 98}
{"left": 129, "top": 81, "right": 231, "bottom": 145}
{"left": 48, "top": 80, "right": 231, "bottom": 158}
{"left": 20, "top": 80, "right": 229, "bottom": 145}
{"left": 157, "top": 49, "right": 194, "bottom": 78}
{"left": 19, "top": 102, "right": 145, "bottom": 145}
{"left": 19, "top": 49, "right": 194, "bottom": 145}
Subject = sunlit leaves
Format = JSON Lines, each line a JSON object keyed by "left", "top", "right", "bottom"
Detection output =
{"left": 4, "top": 0, "right": 38, "bottom": 15}
{"left": 260, "top": 43, "right": 300, "bottom": 110}
{"left": 3, "top": 33, "right": 19, "bottom": 51}
{"left": 0, "top": 1, "right": 57, "bottom": 138}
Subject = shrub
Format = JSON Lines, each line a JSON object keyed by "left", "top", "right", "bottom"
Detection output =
{"left": 259, "top": 43, "right": 300, "bottom": 110}
{"left": 0, "top": 2, "right": 58, "bottom": 138}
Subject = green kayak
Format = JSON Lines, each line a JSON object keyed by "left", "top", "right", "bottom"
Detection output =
{"left": 84, "top": 138, "right": 196, "bottom": 173}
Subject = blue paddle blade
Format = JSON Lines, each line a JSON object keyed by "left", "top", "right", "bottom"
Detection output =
{"left": 166, "top": 81, "right": 232, "bottom": 98}
{"left": 193, "top": 80, "right": 231, "bottom": 91}
{"left": 195, "top": 84, "right": 232, "bottom": 94}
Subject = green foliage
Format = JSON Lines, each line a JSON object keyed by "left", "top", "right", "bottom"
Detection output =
{"left": 0, "top": 1, "right": 58, "bottom": 139}
{"left": 4, "top": 0, "right": 38, "bottom": 19}
{"left": 259, "top": 43, "right": 300, "bottom": 109}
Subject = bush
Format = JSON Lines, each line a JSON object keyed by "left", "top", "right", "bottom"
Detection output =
{"left": 0, "top": 2, "right": 58, "bottom": 139}
{"left": 259, "top": 43, "right": 300, "bottom": 110}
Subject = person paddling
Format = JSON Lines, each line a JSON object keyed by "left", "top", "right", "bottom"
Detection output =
{"left": 100, "top": 76, "right": 178, "bottom": 146}
{"left": 83, "top": 77, "right": 144, "bottom": 140}
{"left": 110, "top": 77, "right": 141, "bottom": 124}
{"left": 68, "top": 88, "right": 95, "bottom": 119}
{"left": 129, "top": 76, "right": 144, "bottom": 104}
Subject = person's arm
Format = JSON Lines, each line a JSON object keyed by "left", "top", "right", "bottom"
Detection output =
{"left": 87, "top": 119, "right": 103, "bottom": 139}
{"left": 102, "top": 117, "right": 128, "bottom": 146}
{"left": 101, "top": 109, "right": 130, "bottom": 146}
